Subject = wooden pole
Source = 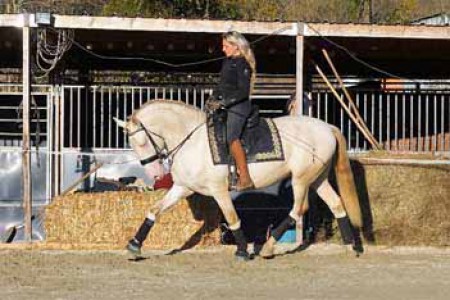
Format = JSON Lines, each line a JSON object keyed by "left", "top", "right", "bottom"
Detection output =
{"left": 321, "top": 49, "right": 381, "bottom": 149}
{"left": 295, "top": 22, "right": 305, "bottom": 116}
{"left": 60, "top": 163, "right": 104, "bottom": 196}
{"left": 22, "top": 13, "right": 33, "bottom": 242}
{"left": 315, "top": 64, "right": 382, "bottom": 150}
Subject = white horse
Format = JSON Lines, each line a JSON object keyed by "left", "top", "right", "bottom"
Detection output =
{"left": 115, "top": 100, "right": 362, "bottom": 260}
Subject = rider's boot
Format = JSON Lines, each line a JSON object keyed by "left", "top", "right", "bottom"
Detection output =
{"left": 230, "top": 140, "right": 255, "bottom": 192}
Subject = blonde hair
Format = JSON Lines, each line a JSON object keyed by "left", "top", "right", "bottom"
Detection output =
{"left": 222, "top": 31, "right": 256, "bottom": 92}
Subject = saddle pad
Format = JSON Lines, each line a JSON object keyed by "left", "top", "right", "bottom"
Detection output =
{"left": 207, "top": 117, "right": 284, "bottom": 165}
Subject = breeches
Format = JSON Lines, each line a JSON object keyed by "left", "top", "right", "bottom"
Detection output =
{"left": 226, "top": 101, "right": 251, "bottom": 144}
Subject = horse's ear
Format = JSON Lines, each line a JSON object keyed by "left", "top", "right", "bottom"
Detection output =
{"left": 113, "top": 117, "right": 127, "bottom": 130}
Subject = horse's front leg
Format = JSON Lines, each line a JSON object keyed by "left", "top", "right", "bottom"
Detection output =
{"left": 127, "top": 184, "right": 194, "bottom": 256}
{"left": 213, "top": 191, "right": 252, "bottom": 261}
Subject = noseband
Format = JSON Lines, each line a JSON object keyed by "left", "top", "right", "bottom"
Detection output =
{"left": 130, "top": 121, "right": 204, "bottom": 167}
{"left": 129, "top": 122, "right": 169, "bottom": 166}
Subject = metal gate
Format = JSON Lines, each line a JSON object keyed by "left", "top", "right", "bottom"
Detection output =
{"left": 0, "top": 84, "right": 54, "bottom": 204}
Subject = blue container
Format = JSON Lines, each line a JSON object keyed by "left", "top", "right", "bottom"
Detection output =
{"left": 278, "top": 228, "right": 296, "bottom": 243}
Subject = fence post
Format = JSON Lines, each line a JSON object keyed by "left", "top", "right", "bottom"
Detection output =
{"left": 22, "top": 13, "right": 33, "bottom": 242}
{"left": 296, "top": 22, "right": 305, "bottom": 116}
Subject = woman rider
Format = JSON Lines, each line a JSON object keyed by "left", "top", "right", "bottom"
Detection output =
{"left": 207, "top": 31, "right": 256, "bottom": 192}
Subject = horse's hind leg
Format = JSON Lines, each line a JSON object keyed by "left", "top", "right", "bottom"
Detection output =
{"left": 127, "top": 185, "right": 194, "bottom": 256}
{"left": 314, "top": 179, "right": 361, "bottom": 250}
{"left": 260, "top": 180, "right": 308, "bottom": 258}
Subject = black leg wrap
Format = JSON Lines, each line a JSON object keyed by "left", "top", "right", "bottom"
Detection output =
{"left": 271, "top": 216, "right": 296, "bottom": 241}
{"left": 231, "top": 228, "right": 253, "bottom": 260}
{"left": 337, "top": 216, "right": 354, "bottom": 245}
{"left": 134, "top": 218, "right": 155, "bottom": 244}
{"left": 231, "top": 228, "right": 248, "bottom": 252}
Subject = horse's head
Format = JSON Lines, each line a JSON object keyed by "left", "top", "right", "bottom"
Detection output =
{"left": 114, "top": 117, "right": 167, "bottom": 181}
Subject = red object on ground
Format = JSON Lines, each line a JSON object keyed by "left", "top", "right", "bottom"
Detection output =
{"left": 153, "top": 173, "right": 174, "bottom": 190}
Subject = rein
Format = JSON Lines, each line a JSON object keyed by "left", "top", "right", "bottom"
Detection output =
{"left": 133, "top": 121, "right": 205, "bottom": 167}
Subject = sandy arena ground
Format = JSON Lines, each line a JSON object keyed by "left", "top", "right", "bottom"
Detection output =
{"left": 0, "top": 243, "right": 449, "bottom": 300}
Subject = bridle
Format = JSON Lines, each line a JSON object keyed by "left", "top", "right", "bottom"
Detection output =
{"left": 128, "top": 121, "right": 204, "bottom": 167}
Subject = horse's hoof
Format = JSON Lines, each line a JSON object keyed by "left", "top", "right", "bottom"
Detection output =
{"left": 235, "top": 250, "right": 254, "bottom": 261}
{"left": 126, "top": 239, "right": 142, "bottom": 257}
{"left": 259, "top": 236, "right": 276, "bottom": 259}
{"left": 353, "top": 243, "right": 364, "bottom": 256}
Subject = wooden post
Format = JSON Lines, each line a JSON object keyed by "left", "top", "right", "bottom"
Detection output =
{"left": 22, "top": 13, "right": 33, "bottom": 242}
{"left": 296, "top": 22, "right": 305, "bottom": 116}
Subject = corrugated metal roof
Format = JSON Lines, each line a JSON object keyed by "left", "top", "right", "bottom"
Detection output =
{"left": 411, "top": 13, "right": 450, "bottom": 26}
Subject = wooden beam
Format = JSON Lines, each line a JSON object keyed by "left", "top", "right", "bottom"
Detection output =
{"left": 1, "top": 14, "right": 449, "bottom": 40}
{"left": 303, "top": 23, "right": 450, "bottom": 40}
{"left": 296, "top": 22, "right": 305, "bottom": 116}
{"left": 22, "top": 13, "right": 32, "bottom": 242}
{"left": 52, "top": 15, "right": 297, "bottom": 36}
{"left": 60, "top": 163, "right": 104, "bottom": 196}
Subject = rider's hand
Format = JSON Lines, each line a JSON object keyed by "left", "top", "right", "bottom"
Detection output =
{"left": 205, "top": 99, "right": 223, "bottom": 111}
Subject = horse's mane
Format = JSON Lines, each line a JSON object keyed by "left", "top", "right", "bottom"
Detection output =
{"left": 130, "top": 99, "right": 205, "bottom": 123}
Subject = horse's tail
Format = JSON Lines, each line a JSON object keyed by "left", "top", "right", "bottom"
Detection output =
{"left": 331, "top": 126, "right": 362, "bottom": 228}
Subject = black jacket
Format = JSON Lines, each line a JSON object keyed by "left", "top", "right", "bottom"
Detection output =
{"left": 215, "top": 57, "right": 252, "bottom": 108}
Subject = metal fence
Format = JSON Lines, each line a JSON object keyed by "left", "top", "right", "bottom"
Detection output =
{"left": 309, "top": 90, "right": 450, "bottom": 153}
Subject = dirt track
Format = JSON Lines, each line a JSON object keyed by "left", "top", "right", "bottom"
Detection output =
{"left": 0, "top": 244, "right": 449, "bottom": 300}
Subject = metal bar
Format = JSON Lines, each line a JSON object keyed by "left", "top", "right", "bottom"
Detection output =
{"left": 77, "top": 87, "right": 81, "bottom": 148}
{"left": 394, "top": 93, "right": 398, "bottom": 151}
{"left": 378, "top": 93, "right": 382, "bottom": 145}
{"left": 371, "top": 93, "right": 374, "bottom": 148}
{"left": 69, "top": 87, "right": 73, "bottom": 148}
{"left": 355, "top": 94, "right": 360, "bottom": 149}
{"left": 418, "top": 94, "right": 422, "bottom": 151}
{"left": 131, "top": 86, "right": 135, "bottom": 114}
{"left": 425, "top": 94, "right": 429, "bottom": 151}
{"left": 59, "top": 86, "right": 65, "bottom": 194}
{"left": 100, "top": 87, "right": 104, "bottom": 148}
{"left": 363, "top": 93, "right": 368, "bottom": 150}
{"left": 325, "top": 92, "right": 328, "bottom": 122}
{"left": 410, "top": 94, "right": 414, "bottom": 151}
{"left": 93, "top": 86, "right": 97, "bottom": 148}
{"left": 433, "top": 94, "right": 437, "bottom": 151}
{"left": 46, "top": 91, "right": 52, "bottom": 203}
{"left": 441, "top": 94, "right": 445, "bottom": 151}
{"left": 387, "top": 93, "right": 390, "bottom": 151}
{"left": 116, "top": 87, "right": 120, "bottom": 148}
{"left": 402, "top": 94, "right": 406, "bottom": 151}
{"left": 193, "top": 87, "right": 197, "bottom": 107}
{"left": 317, "top": 92, "right": 321, "bottom": 118}
{"left": 108, "top": 87, "right": 112, "bottom": 148}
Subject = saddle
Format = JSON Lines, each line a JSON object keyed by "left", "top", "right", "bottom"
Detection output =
{"left": 207, "top": 105, "right": 284, "bottom": 167}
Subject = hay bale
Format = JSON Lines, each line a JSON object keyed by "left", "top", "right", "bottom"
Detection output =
{"left": 45, "top": 191, "right": 221, "bottom": 250}
{"left": 352, "top": 160, "right": 450, "bottom": 246}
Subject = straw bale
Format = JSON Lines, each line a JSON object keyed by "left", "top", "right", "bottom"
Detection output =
{"left": 352, "top": 160, "right": 450, "bottom": 246}
{"left": 45, "top": 191, "right": 221, "bottom": 250}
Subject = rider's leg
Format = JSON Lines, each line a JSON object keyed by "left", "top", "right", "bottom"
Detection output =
{"left": 229, "top": 139, "right": 254, "bottom": 191}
